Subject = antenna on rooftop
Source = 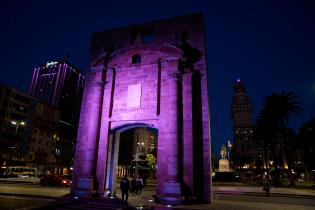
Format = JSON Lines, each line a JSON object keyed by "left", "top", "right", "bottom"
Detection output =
{"left": 64, "top": 53, "right": 70, "bottom": 62}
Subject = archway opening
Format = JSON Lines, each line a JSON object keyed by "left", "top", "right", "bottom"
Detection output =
{"left": 117, "top": 127, "right": 157, "bottom": 181}
{"left": 106, "top": 124, "right": 158, "bottom": 197}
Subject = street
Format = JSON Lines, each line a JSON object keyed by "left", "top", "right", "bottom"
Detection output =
{"left": 0, "top": 179, "right": 315, "bottom": 209}
{"left": 0, "top": 179, "right": 70, "bottom": 198}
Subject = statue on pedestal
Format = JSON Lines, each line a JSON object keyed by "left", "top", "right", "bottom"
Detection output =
{"left": 219, "top": 144, "right": 230, "bottom": 172}
{"left": 220, "top": 144, "right": 227, "bottom": 159}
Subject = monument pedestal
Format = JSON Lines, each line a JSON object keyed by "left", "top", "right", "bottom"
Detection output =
{"left": 219, "top": 159, "right": 230, "bottom": 172}
{"left": 216, "top": 158, "right": 235, "bottom": 182}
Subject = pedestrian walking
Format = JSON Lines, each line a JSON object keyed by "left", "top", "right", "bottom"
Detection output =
{"left": 120, "top": 175, "right": 130, "bottom": 204}
{"left": 136, "top": 176, "right": 144, "bottom": 195}
{"left": 289, "top": 170, "right": 296, "bottom": 187}
{"left": 130, "top": 176, "right": 137, "bottom": 197}
{"left": 263, "top": 175, "right": 271, "bottom": 197}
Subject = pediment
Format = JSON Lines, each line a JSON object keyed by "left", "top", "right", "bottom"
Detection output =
{"left": 90, "top": 43, "right": 183, "bottom": 69}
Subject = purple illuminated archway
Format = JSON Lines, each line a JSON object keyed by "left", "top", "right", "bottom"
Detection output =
{"left": 71, "top": 14, "right": 211, "bottom": 205}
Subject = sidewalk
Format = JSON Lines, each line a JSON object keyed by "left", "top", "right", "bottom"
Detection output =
{"left": 213, "top": 185, "right": 315, "bottom": 198}
{"left": 1, "top": 178, "right": 314, "bottom": 210}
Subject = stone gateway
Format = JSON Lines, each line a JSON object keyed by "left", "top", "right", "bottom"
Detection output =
{"left": 71, "top": 13, "right": 212, "bottom": 204}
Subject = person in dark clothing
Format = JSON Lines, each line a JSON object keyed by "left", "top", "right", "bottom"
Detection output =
{"left": 130, "top": 177, "right": 137, "bottom": 197}
{"left": 136, "top": 176, "right": 144, "bottom": 195}
{"left": 263, "top": 174, "right": 271, "bottom": 197}
{"left": 120, "top": 175, "right": 130, "bottom": 204}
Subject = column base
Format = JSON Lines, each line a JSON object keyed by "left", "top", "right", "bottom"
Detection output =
{"left": 73, "top": 176, "right": 96, "bottom": 197}
{"left": 158, "top": 182, "right": 182, "bottom": 206}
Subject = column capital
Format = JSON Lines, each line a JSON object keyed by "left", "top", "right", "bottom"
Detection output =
{"left": 89, "top": 66, "right": 106, "bottom": 73}
{"left": 168, "top": 72, "right": 183, "bottom": 81}
{"left": 92, "top": 80, "right": 107, "bottom": 87}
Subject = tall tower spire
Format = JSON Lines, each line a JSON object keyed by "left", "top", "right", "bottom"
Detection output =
{"left": 231, "top": 78, "right": 255, "bottom": 167}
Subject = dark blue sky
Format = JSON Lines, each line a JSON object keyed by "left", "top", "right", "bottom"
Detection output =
{"left": 1, "top": 0, "right": 314, "bottom": 155}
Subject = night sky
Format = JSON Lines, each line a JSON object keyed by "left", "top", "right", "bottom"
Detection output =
{"left": 1, "top": 0, "right": 315, "bottom": 155}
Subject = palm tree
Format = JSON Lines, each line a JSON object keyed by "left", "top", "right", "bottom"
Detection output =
{"left": 260, "top": 91, "right": 302, "bottom": 128}
{"left": 256, "top": 91, "right": 302, "bottom": 169}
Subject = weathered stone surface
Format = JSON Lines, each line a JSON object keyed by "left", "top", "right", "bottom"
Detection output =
{"left": 71, "top": 13, "right": 211, "bottom": 204}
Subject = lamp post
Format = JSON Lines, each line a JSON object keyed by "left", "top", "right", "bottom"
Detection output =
{"left": 269, "top": 161, "right": 274, "bottom": 170}
{"left": 11, "top": 121, "right": 25, "bottom": 138}
{"left": 9, "top": 121, "right": 26, "bottom": 162}
{"left": 228, "top": 140, "right": 232, "bottom": 163}
{"left": 134, "top": 152, "right": 140, "bottom": 178}
{"left": 133, "top": 142, "right": 145, "bottom": 177}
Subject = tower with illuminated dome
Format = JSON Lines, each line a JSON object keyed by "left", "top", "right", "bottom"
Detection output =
{"left": 231, "top": 79, "right": 255, "bottom": 167}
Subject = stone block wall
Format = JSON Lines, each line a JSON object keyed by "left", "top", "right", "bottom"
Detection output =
{"left": 72, "top": 13, "right": 212, "bottom": 204}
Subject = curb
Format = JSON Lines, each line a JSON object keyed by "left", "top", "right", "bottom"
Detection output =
{"left": 213, "top": 191, "right": 315, "bottom": 199}
{"left": 0, "top": 192, "right": 57, "bottom": 200}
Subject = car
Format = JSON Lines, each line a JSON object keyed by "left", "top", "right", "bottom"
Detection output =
{"left": 18, "top": 174, "right": 29, "bottom": 178}
{"left": 40, "top": 174, "right": 71, "bottom": 187}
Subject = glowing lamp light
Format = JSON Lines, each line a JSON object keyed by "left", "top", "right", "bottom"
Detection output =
{"left": 11, "top": 121, "right": 25, "bottom": 125}
{"left": 242, "top": 164, "right": 249, "bottom": 169}
{"left": 46, "top": 61, "right": 58, "bottom": 67}
{"left": 166, "top": 204, "right": 172, "bottom": 208}
{"left": 236, "top": 78, "right": 241, "bottom": 82}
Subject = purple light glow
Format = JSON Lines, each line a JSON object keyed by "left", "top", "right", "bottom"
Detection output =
{"left": 72, "top": 14, "right": 211, "bottom": 203}
{"left": 236, "top": 78, "right": 241, "bottom": 82}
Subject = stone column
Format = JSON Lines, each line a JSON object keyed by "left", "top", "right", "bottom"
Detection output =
{"left": 166, "top": 71, "right": 181, "bottom": 181}
{"left": 182, "top": 71, "right": 193, "bottom": 194}
{"left": 96, "top": 68, "right": 115, "bottom": 196}
{"left": 158, "top": 59, "right": 182, "bottom": 205}
{"left": 73, "top": 68, "right": 104, "bottom": 197}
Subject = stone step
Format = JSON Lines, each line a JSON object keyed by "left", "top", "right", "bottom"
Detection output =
{"left": 55, "top": 203, "right": 124, "bottom": 210}
{"left": 51, "top": 198, "right": 127, "bottom": 210}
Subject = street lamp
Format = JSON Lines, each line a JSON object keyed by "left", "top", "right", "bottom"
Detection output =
{"left": 11, "top": 121, "right": 25, "bottom": 138}
{"left": 133, "top": 142, "right": 145, "bottom": 177}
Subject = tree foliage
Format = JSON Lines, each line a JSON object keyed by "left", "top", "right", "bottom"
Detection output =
{"left": 256, "top": 91, "right": 302, "bottom": 166}
{"left": 297, "top": 117, "right": 315, "bottom": 171}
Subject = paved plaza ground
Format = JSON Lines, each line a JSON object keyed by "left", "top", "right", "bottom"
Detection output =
{"left": 0, "top": 178, "right": 314, "bottom": 210}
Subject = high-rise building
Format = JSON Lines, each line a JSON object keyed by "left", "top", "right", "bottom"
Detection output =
{"left": 231, "top": 79, "right": 255, "bottom": 167}
{"left": 0, "top": 84, "right": 63, "bottom": 173}
{"left": 30, "top": 61, "right": 84, "bottom": 107}
{"left": 29, "top": 60, "right": 84, "bottom": 174}
{"left": 26, "top": 101, "right": 60, "bottom": 172}
{"left": 0, "top": 85, "right": 32, "bottom": 165}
